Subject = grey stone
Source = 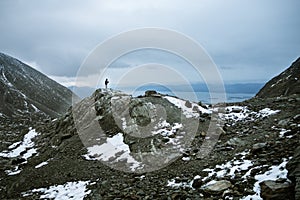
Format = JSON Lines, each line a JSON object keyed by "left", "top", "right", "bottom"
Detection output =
{"left": 293, "top": 114, "right": 300, "bottom": 121}
{"left": 202, "top": 180, "right": 232, "bottom": 194}
{"left": 231, "top": 107, "right": 243, "bottom": 113}
{"left": 252, "top": 143, "right": 267, "bottom": 153}
{"left": 185, "top": 101, "right": 192, "bottom": 108}
{"left": 192, "top": 178, "right": 202, "bottom": 188}
{"left": 226, "top": 137, "right": 246, "bottom": 147}
{"left": 278, "top": 119, "right": 290, "bottom": 127}
{"left": 260, "top": 180, "right": 294, "bottom": 200}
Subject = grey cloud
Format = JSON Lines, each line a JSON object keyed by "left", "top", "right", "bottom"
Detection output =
{"left": 0, "top": 0, "right": 299, "bottom": 83}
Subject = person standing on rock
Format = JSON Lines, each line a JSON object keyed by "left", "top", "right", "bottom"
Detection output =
{"left": 105, "top": 78, "right": 109, "bottom": 89}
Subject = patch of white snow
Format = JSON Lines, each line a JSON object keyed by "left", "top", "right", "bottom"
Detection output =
{"left": 241, "top": 158, "right": 290, "bottom": 200}
{"left": 35, "top": 161, "right": 49, "bottom": 169}
{"left": 83, "top": 133, "right": 143, "bottom": 171}
{"left": 0, "top": 128, "right": 39, "bottom": 160}
{"left": 23, "top": 181, "right": 92, "bottom": 200}
{"left": 164, "top": 96, "right": 211, "bottom": 118}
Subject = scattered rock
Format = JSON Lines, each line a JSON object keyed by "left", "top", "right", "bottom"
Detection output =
{"left": 202, "top": 180, "right": 232, "bottom": 194}
{"left": 60, "top": 133, "right": 73, "bottom": 140}
{"left": 185, "top": 101, "right": 192, "bottom": 108}
{"left": 231, "top": 107, "right": 243, "bottom": 113}
{"left": 192, "top": 178, "right": 202, "bottom": 189}
{"left": 226, "top": 137, "right": 246, "bottom": 147}
{"left": 278, "top": 119, "right": 290, "bottom": 127}
{"left": 293, "top": 114, "right": 300, "bottom": 121}
{"left": 200, "top": 131, "right": 206, "bottom": 137}
{"left": 252, "top": 142, "right": 267, "bottom": 153}
{"left": 260, "top": 180, "right": 294, "bottom": 200}
{"left": 216, "top": 127, "right": 226, "bottom": 135}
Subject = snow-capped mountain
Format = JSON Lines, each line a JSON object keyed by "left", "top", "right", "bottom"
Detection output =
{"left": 0, "top": 53, "right": 79, "bottom": 118}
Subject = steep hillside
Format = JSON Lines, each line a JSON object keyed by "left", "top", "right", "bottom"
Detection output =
{"left": 256, "top": 58, "right": 300, "bottom": 98}
{"left": 0, "top": 52, "right": 79, "bottom": 118}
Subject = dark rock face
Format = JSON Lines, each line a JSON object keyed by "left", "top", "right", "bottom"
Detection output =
{"left": 256, "top": 57, "right": 300, "bottom": 98}
{"left": 287, "top": 146, "right": 300, "bottom": 200}
{"left": 260, "top": 180, "right": 294, "bottom": 200}
{"left": 0, "top": 52, "right": 79, "bottom": 118}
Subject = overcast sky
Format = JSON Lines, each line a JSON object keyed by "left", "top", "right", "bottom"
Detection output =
{"left": 0, "top": 0, "right": 299, "bottom": 87}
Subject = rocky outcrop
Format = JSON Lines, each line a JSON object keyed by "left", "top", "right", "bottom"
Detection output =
{"left": 256, "top": 57, "right": 300, "bottom": 98}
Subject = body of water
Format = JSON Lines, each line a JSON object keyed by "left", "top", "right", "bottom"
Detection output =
{"left": 132, "top": 90, "right": 255, "bottom": 104}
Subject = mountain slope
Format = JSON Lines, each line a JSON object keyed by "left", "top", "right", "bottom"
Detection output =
{"left": 256, "top": 57, "right": 300, "bottom": 98}
{"left": 0, "top": 53, "right": 79, "bottom": 118}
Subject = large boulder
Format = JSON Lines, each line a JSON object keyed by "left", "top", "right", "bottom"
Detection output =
{"left": 260, "top": 180, "right": 294, "bottom": 200}
{"left": 202, "top": 180, "right": 232, "bottom": 195}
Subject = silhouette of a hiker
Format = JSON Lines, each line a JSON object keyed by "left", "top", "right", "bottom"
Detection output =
{"left": 105, "top": 78, "right": 109, "bottom": 89}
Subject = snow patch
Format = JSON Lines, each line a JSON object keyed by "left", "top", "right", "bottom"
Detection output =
{"left": 1, "top": 69, "right": 13, "bottom": 87}
{"left": 257, "top": 108, "right": 280, "bottom": 118}
{"left": 168, "top": 151, "right": 253, "bottom": 190}
{"left": 23, "top": 181, "right": 92, "bottom": 200}
{"left": 164, "top": 96, "right": 211, "bottom": 118}
{"left": 5, "top": 166, "right": 21, "bottom": 175}
{"left": 152, "top": 120, "right": 182, "bottom": 137}
{"left": 0, "top": 128, "right": 39, "bottom": 159}
{"left": 279, "top": 129, "right": 293, "bottom": 138}
{"left": 219, "top": 106, "right": 280, "bottom": 122}
{"left": 201, "top": 150, "right": 253, "bottom": 181}
{"left": 83, "top": 133, "right": 143, "bottom": 171}
{"left": 167, "top": 179, "right": 192, "bottom": 188}
{"left": 241, "top": 158, "right": 290, "bottom": 200}
{"left": 182, "top": 157, "right": 190, "bottom": 161}
{"left": 0, "top": 128, "right": 40, "bottom": 175}
{"left": 35, "top": 161, "right": 49, "bottom": 169}
{"left": 31, "top": 104, "right": 40, "bottom": 112}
